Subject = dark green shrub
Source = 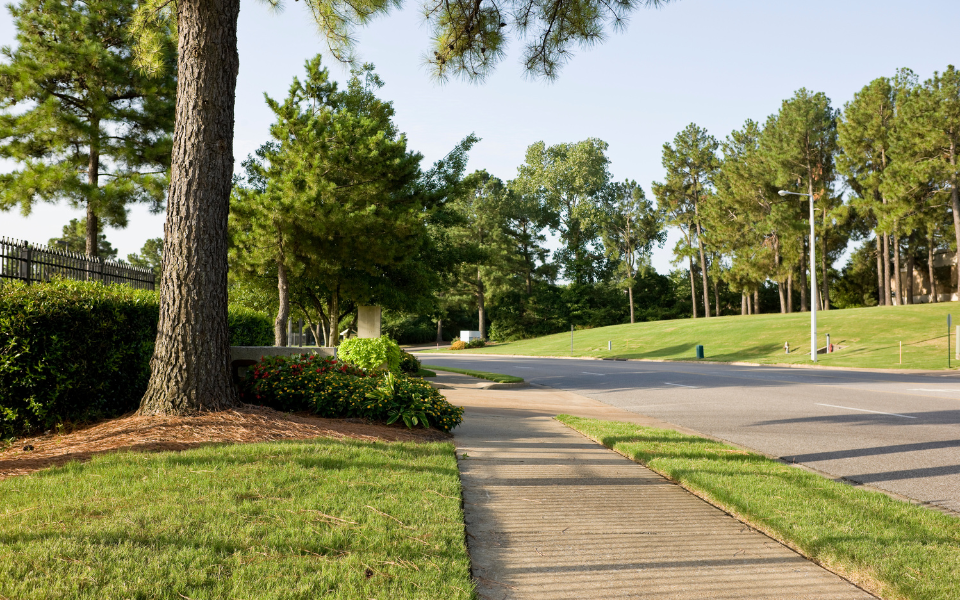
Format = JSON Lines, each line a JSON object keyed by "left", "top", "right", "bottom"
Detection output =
{"left": 240, "top": 354, "right": 463, "bottom": 432}
{"left": 465, "top": 339, "right": 486, "bottom": 349}
{"left": 0, "top": 279, "right": 275, "bottom": 437}
{"left": 227, "top": 306, "right": 274, "bottom": 346}
{"left": 0, "top": 280, "right": 157, "bottom": 437}
{"left": 399, "top": 350, "right": 421, "bottom": 374}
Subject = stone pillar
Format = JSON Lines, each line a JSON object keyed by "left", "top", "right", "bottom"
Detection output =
{"left": 357, "top": 306, "right": 381, "bottom": 339}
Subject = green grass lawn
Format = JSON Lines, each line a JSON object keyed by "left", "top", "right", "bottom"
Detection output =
{"left": 436, "top": 302, "right": 960, "bottom": 369}
{"left": 0, "top": 438, "right": 474, "bottom": 600}
{"left": 556, "top": 415, "right": 960, "bottom": 600}
{"left": 421, "top": 365, "right": 524, "bottom": 383}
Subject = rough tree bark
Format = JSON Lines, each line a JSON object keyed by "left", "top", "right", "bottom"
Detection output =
{"left": 687, "top": 254, "right": 697, "bottom": 319}
{"left": 274, "top": 260, "right": 289, "bottom": 346}
{"left": 138, "top": 0, "right": 240, "bottom": 415}
{"left": 799, "top": 240, "right": 808, "bottom": 312}
{"left": 928, "top": 234, "right": 938, "bottom": 303}
{"left": 883, "top": 232, "right": 892, "bottom": 305}
{"left": 477, "top": 267, "right": 486, "bottom": 339}
{"left": 893, "top": 231, "right": 901, "bottom": 305}
{"left": 86, "top": 119, "right": 101, "bottom": 258}
{"left": 753, "top": 290, "right": 759, "bottom": 314}
{"left": 876, "top": 233, "right": 884, "bottom": 305}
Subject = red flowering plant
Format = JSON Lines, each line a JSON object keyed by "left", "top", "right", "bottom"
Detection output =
{"left": 237, "top": 353, "right": 463, "bottom": 432}
{"left": 238, "top": 354, "right": 371, "bottom": 412}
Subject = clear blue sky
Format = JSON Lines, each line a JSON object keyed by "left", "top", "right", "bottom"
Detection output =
{"left": 2, "top": 0, "right": 959, "bottom": 272}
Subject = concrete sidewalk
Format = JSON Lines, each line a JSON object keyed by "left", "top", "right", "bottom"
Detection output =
{"left": 435, "top": 372, "right": 876, "bottom": 600}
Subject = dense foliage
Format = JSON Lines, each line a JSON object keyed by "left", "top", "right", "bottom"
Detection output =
{"left": 239, "top": 354, "right": 463, "bottom": 432}
{"left": 0, "top": 280, "right": 273, "bottom": 437}
{"left": 337, "top": 335, "right": 403, "bottom": 372}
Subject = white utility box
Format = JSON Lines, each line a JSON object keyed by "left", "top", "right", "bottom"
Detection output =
{"left": 460, "top": 330, "right": 483, "bottom": 342}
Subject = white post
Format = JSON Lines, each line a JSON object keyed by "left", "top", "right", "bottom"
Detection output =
{"left": 810, "top": 194, "right": 817, "bottom": 362}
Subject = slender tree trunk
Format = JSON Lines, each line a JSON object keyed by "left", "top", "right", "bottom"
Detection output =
{"left": 906, "top": 250, "right": 915, "bottom": 305}
{"left": 86, "top": 121, "right": 100, "bottom": 258}
{"left": 754, "top": 290, "right": 760, "bottom": 313}
{"left": 688, "top": 255, "right": 698, "bottom": 319}
{"left": 327, "top": 286, "right": 340, "bottom": 347}
{"left": 436, "top": 319, "right": 443, "bottom": 344}
{"left": 741, "top": 293, "right": 747, "bottom": 316}
{"left": 138, "top": 0, "right": 240, "bottom": 415}
{"left": 883, "top": 233, "right": 892, "bottom": 305}
{"left": 951, "top": 140, "right": 960, "bottom": 298}
{"left": 274, "top": 260, "right": 289, "bottom": 346}
{"left": 799, "top": 239, "right": 808, "bottom": 312}
{"left": 747, "top": 292, "right": 753, "bottom": 315}
{"left": 821, "top": 216, "right": 829, "bottom": 311}
{"left": 928, "top": 235, "right": 938, "bottom": 303}
{"left": 713, "top": 277, "right": 720, "bottom": 317}
{"left": 893, "top": 232, "right": 901, "bottom": 305}
{"left": 876, "top": 233, "right": 884, "bottom": 305}
{"left": 477, "top": 267, "right": 486, "bottom": 339}
{"left": 787, "top": 273, "right": 793, "bottom": 313}
{"left": 628, "top": 285, "right": 635, "bottom": 324}
{"left": 695, "top": 221, "right": 711, "bottom": 318}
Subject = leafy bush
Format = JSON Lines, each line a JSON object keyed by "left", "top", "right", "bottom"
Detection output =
{"left": 240, "top": 354, "right": 463, "bottom": 432}
{"left": 0, "top": 279, "right": 275, "bottom": 437}
{"left": 227, "top": 305, "right": 274, "bottom": 346}
{"left": 466, "top": 339, "right": 486, "bottom": 348}
{"left": 449, "top": 340, "right": 467, "bottom": 350}
{"left": 399, "top": 350, "right": 421, "bottom": 374}
{"left": 0, "top": 280, "right": 156, "bottom": 438}
{"left": 337, "top": 335, "right": 402, "bottom": 372}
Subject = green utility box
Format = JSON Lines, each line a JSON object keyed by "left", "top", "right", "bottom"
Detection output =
{"left": 695, "top": 345, "right": 704, "bottom": 359}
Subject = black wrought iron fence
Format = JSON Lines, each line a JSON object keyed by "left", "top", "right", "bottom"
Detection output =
{"left": 0, "top": 236, "right": 155, "bottom": 290}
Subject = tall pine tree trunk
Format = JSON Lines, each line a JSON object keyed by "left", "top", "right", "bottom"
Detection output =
{"left": 695, "top": 220, "right": 711, "bottom": 318}
{"left": 928, "top": 235, "right": 938, "bottom": 303}
{"left": 713, "top": 277, "right": 720, "bottom": 317}
{"left": 436, "top": 319, "right": 443, "bottom": 344}
{"left": 821, "top": 215, "right": 829, "bottom": 311}
{"left": 754, "top": 290, "right": 760, "bottom": 314}
{"left": 799, "top": 239, "right": 808, "bottom": 312}
{"left": 906, "top": 251, "right": 915, "bottom": 305}
{"left": 787, "top": 273, "right": 793, "bottom": 313}
{"left": 274, "top": 260, "right": 289, "bottom": 346}
{"left": 628, "top": 285, "right": 635, "bottom": 324}
{"left": 688, "top": 255, "right": 697, "bottom": 318}
{"left": 86, "top": 120, "right": 100, "bottom": 258}
{"left": 883, "top": 232, "right": 892, "bottom": 305}
{"left": 741, "top": 293, "right": 746, "bottom": 315}
{"left": 138, "top": 0, "right": 240, "bottom": 415}
{"left": 477, "top": 267, "right": 486, "bottom": 339}
{"left": 893, "top": 232, "right": 902, "bottom": 305}
{"left": 876, "top": 233, "right": 884, "bottom": 305}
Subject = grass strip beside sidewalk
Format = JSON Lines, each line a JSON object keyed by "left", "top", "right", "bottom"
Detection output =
{"left": 556, "top": 415, "right": 960, "bottom": 600}
{"left": 0, "top": 438, "right": 474, "bottom": 599}
{"left": 421, "top": 365, "right": 524, "bottom": 384}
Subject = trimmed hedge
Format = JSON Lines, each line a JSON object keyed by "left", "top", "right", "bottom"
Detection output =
{"left": 0, "top": 279, "right": 273, "bottom": 437}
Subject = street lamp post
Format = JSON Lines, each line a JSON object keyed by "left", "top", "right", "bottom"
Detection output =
{"left": 778, "top": 189, "right": 817, "bottom": 362}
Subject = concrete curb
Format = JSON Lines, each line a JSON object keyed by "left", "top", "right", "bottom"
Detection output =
{"left": 413, "top": 350, "right": 959, "bottom": 374}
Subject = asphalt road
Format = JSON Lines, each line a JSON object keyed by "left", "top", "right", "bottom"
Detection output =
{"left": 416, "top": 353, "right": 960, "bottom": 514}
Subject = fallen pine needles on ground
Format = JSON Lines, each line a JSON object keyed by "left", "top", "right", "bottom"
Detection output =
{"left": 556, "top": 414, "right": 960, "bottom": 600}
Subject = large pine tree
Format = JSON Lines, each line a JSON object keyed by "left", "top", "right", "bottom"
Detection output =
{"left": 0, "top": 0, "right": 175, "bottom": 256}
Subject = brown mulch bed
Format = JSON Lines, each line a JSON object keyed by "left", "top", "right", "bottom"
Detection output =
{"left": 0, "top": 405, "right": 452, "bottom": 481}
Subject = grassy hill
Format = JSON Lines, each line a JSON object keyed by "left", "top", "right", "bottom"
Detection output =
{"left": 445, "top": 302, "right": 960, "bottom": 370}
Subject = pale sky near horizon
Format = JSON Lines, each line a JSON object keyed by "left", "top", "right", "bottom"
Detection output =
{"left": 1, "top": 0, "right": 959, "bottom": 273}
